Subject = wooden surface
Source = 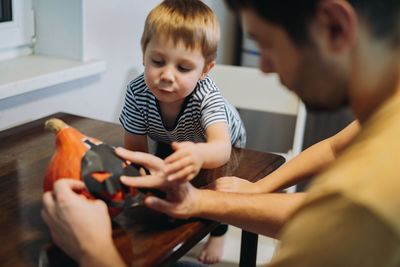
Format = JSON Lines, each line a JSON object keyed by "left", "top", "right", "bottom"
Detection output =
{"left": 0, "top": 113, "right": 285, "bottom": 267}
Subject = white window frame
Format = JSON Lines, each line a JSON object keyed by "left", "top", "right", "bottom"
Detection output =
{"left": 0, "top": 0, "right": 107, "bottom": 101}
{"left": 0, "top": 0, "right": 34, "bottom": 60}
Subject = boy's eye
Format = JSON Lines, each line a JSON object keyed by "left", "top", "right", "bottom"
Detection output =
{"left": 151, "top": 59, "right": 164, "bottom": 66}
{"left": 177, "top": 65, "right": 192, "bottom": 73}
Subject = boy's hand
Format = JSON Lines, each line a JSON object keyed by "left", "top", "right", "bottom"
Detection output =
{"left": 164, "top": 141, "right": 204, "bottom": 182}
{"left": 204, "top": 176, "right": 259, "bottom": 193}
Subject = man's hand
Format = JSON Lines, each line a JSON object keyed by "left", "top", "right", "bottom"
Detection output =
{"left": 41, "top": 179, "right": 121, "bottom": 266}
{"left": 115, "top": 147, "right": 201, "bottom": 219}
{"left": 115, "top": 147, "right": 168, "bottom": 187}
{"left": 164, "top": 142, "right": 204, "bottom": 182}
{"left": 205, "top": 176, "right": 259, "bottom": 193}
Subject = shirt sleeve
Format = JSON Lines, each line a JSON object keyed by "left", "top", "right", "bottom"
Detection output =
{"left": 119, "top": 83, "right": 147, "bottom": 135}
{"left": 268, "top": 194, "right": 399, "bottom": 267}
{"left": 200, "top": 90, "right": 228, "bottom": 130}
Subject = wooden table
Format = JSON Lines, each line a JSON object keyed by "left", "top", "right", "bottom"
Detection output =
{"left": 0, "top": 113, "right": 284, "bottom": 267}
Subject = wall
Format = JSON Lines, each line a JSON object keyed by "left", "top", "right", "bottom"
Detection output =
{"left": 0, "top": 1, "right": 236, "bottom": 131}
{"left": 205, "top": 0, "right": 237, "bottom": 65}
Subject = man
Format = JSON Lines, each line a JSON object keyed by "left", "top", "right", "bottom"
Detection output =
{"left": 42, "top": 0, "right": 400, "bottom": 266}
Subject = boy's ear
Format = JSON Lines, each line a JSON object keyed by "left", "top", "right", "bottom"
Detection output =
{"left": 200, "top": 61, "right": 216, "bottom": 80}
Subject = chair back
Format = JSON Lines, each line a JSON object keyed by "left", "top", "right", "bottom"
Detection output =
{"left": 209, "top": 64, "right": 306, "bottom": 158}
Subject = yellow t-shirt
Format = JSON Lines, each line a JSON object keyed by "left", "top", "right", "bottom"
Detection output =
{"left": 269, "top": 94, "right": 400, "bottom": 267}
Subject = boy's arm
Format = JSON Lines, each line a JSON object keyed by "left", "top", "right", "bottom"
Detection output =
{"left": 254, "top": 120, "right": 360, "bottom": 193}
{"left": 197, "top": 122, "right": 232, "bottom": 168}
{"left": 124, "top": 132, "right": 148, "bottom": 152}
{"left": 165, "top": 122, "right": 231, "bottom": 181}
{"left": 209, "top": 120, "right": 360, "bottom": 194}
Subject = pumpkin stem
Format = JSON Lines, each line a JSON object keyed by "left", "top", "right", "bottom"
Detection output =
{"left": 45, "top": 118, "right": 68, "bottom": 133}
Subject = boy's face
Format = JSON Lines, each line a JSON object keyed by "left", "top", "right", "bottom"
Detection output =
{"left": 240, "top": 8, "right": 349, "bottom": 111}
{"left": 143, "top": 37, "right": 211, "bottom": 105}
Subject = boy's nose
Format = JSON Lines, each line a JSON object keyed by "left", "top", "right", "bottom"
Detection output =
{"left": 160, "top": 66, "right": 174, "bottom": 82}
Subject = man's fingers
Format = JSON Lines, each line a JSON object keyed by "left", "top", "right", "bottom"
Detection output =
{"left": 42, "top": 191, "right": 56, "bottom": 211}
{"left": 121, "top": 175, "right": 164, "bottom": 189}
{"left": 115, "top": 147, "right": 145, "bottom": 162}
{"left": 115, "top": 147, "right": 164, "bottom": 171}
{"left": 52, "top": 179, "right": 86, "bottom": 195}
{"left": 41, "top": 191, "right": 59, "bottom": 228}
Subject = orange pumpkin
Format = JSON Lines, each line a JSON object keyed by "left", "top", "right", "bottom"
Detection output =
{"left": 44, "top": 118, "right": 135, "bottom": 217}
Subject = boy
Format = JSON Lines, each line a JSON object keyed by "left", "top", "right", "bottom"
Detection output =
{"left": 119, "top": 0, "right": 246, "bottom": 264}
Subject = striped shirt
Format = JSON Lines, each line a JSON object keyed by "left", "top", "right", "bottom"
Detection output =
{"left": 119, "top": 74, "right": 246, "bottom": 148}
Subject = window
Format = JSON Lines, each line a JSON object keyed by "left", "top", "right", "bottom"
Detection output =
{"left": 0, "top": 0, "right": 13, "bottom": 22}
{"left": 0, "top": 0, "right": 107, "bottom": 100}
{"left": 0, "top": 0, "right": 34, "bottom": 60}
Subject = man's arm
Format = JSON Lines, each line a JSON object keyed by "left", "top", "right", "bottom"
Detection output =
{"left": 116, "top": 147, "right": 306, "bottom": 238}
{"left": 195, "top": 190, "right": 306, "bottom": 238}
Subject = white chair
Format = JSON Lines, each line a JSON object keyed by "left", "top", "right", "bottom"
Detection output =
{"left": 209, "top": 64, "right": 307, "bottom": 193}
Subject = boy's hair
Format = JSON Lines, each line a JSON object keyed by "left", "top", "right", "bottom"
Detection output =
{"left": 224, "top": 0, "right": 400, "bottom": 46}
{"left": 141, "top": 0, "right": 220, "bottom": 64}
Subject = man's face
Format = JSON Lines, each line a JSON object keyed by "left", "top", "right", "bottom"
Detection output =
{"left": 240, "top": 8, "right": 349, "bottom": 111}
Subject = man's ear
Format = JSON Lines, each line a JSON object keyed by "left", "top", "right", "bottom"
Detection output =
{"left": 315, "top": 0, "right": 358, "bottom": 52}
{"left": 200, "top": 61, "right": 216, "bottom": 80}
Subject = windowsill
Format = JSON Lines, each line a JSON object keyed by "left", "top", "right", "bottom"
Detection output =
{"left": 0, "top": 55, "right": 107, "bottom": 100}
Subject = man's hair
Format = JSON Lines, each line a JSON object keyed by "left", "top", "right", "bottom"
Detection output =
{"left": 224, "top": 0, "right": 400, "bottom": 45}
{"left": 141, "top": 0, "right": 220, "bottom": 64}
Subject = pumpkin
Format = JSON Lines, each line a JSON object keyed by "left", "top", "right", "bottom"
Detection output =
{"left": 44, "top": 118, "right": 134, "bottom": 217}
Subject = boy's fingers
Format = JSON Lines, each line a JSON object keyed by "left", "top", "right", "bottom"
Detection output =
{"left": 165, "top": 157, "right": 192, "bottom": 174}
{"left": 170, "top": 142, "right": 180, "bottom": 151}
{"left": 168, "top": 166, "right": 195, "bottom": 181}
{"left": 165, "top": 150, "right": 186, "bottom": 163}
